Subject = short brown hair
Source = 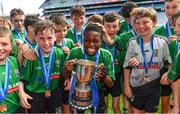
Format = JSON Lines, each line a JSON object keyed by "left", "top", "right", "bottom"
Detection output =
{"left": 103, "top": 12, "right": 120, "bottom": 24}
{"left": 88, "top": 14, "right": 103, "bottom": 24}
{"left": 0, "top": 25, "right": 12, "bottom": 42}
{"left": 70, "top": 5, "right": 86, "bottom": 16}
{"left": 171, "top": 10, "right": 180, "bottom": 26}
{"left": 10, "top": 8, "right": 25, "bottom": 21}
{"left": 34, "top": 20, "right": 55, "bottom": 36}
{"left": 131, "top": 7, "right": 157, "bottom": 23}
{"left": 50, "top": 14, "right": 68, "bottom": 26}
{"left": 0, "top": 16, "right": 12, "bottom": 30}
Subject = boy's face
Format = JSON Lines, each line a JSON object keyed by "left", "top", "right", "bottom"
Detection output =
{"left": 165, "top": 0, "right": 180, "bottom": 21}
{"left": 71, "top": 15, "right": 85, "bottom": 29}
{"left": 134, "top": 17, "right": 156, "bottom": 38}
{"left": 55, "top": 24, "right": 67, "bottom": 40}
{"left": 35, "top": 29, "right": 56, "bottom": 55}
{"left": 0, "top": 35, "right": 12, "bottom": 62}
{"left": 84, "top": 31, "right": 101, "bottom": 55}
{"left": 104, "top": 20, "right": 120, "bottom": 39}
{"left": 12, "top": 15, "right": 25, "bottom": 32}
{"left": 174, "top": 16, "right": 180, "bottom": 40}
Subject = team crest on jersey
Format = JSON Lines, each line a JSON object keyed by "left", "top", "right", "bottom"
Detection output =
{"left": 56, "top": 60, "right": 60, "bottom": 68}
{"left": 154, "top": 49, "right": 158, "bottom": 57}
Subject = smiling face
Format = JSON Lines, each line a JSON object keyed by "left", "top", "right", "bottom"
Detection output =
{"left": 104, "top": 20, "right": 120, "bottom": 39}
{"left": 0, "top": 34, "right": 12, "bottom": 64}
{"left": 35, "top": 29, "right": 56, "bottom": 55}
{"left": 165, "top": 0, "right": 180, "bottom": 21}
{"left": 134, "top": 17, "right": 156, "bottom": 39}
{"left": 84, "top": 31, "right": 101, "bottom": 55}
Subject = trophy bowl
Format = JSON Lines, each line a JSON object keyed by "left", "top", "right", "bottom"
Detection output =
{"left": 76, "top": 59, "right": 96, "bottom": 83}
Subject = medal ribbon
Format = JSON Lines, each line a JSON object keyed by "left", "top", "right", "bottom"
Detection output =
{"left": 0, "top": 58, "right": 10, "bottom": 102}
{"left": 165, "top": 21, "right": 172, "bottom": 38}
{"left": 24, "top": 37, "right": 34, "bottom": 49}
{"left": 73, "top": 27, "right": 85, "bottom": 45}
{"left": 84, "top": 48, "right": 99, "bottom": 113}
{"left": 38, "top": 48, "right": 54, "bottom": 90}
{"left": 125, "top": 20, "right": 130, "bottom": 32}
{"left": 12, "top": 28, "right": 26, "bottom": 41}
{"left": 139, "top": 35, "right": 154, "bottom": 74}
{"left": 62, "top": 39, "right": 65, "bottom": 47}
{"left": 105, "top": 45, "right": 116, "bottom": 61}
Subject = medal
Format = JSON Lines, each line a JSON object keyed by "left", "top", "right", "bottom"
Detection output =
{"left": 45, "top": 90, "right": 51, "bottom": 98}
{"left": 144, "top": 76, "right": 150, "bottom": 83}
{"left": 38, "top": 48, "right": 54, "bottom": 95}
{"left": 0, "top": 105, "right": 7, "bottom": 113}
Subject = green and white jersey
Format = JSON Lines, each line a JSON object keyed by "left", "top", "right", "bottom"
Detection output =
{"left": 101, "top": 35, "right": 121, "bottom": 74}
{"left": 55, "top": 38, "right": 75, "bottom": 58}
{"left": 20, "top": 47, "right": 65, "bottom": 93}
{"left": 168, "top": 52, "right": 180, "bottom": 81}
{"left": 66, "top": 28, "right": 82, "bottom": 44}
{"left": 115, "top": 31, "right": 136, "bottom": 68}
{"left": 154, "top": 24, "right": 175, "bottom": 38}
{"left": 67, "top": 47, "right": 115, "bottom": 89}
{"left": 0, "top": 56, "right": 21, "bottom": 113}
{"left": 117, "top": 19, "right": 132, "bottom": 35}
{"left": 124, "top": 35, "right": 172, "bottom": 87}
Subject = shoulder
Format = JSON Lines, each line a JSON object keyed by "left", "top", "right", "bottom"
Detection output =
{"left": 8, "top": 56, "right": 18, "bottom": 66}
{"left": 154, "top": 35, "right": 168, "bottom": 43}
{"left": 99, "top": 48, "right": 112, "bottom": 56}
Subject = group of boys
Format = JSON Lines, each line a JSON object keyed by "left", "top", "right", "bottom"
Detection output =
{"left": 0, "top": 0, "right": 180, "bottom": 113}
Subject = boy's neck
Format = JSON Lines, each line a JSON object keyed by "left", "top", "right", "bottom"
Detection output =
{"left": 56, "top": 38, "right": 64, "bottom": 46}
{"left": 75, "top": 26, "right": 82, "bottom": 33}
{"left": 0, "top": 59, "right": 6, "bottom": 65}
{"left": 27, "top": 33, "right": 35, "bottom": 43}
{"left": 142, "top": 35, "right": 152, "bottom": 44}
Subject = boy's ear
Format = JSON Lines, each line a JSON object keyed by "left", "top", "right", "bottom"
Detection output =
{"left": 27, "top": 26, "right": 33, "bottom": 32}
{"left": 153, "top": 20, "right": 157, "bottom": 27}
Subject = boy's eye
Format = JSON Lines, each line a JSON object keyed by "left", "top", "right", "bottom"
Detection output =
{"left": 47, "top": 36, "right": 53, "bottom": 40}
{"left": 14, "top": 19, "right": 24, "bottom": 23}
{"left": 39, "top": 37, "right": 44, "bottom": 40}
{"left": 1, "top": 42, "right": 9, "bottom": 46}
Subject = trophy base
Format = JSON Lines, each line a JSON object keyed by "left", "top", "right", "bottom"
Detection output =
{"left": 70, "top": 95, "right": 92, "bottom": 110}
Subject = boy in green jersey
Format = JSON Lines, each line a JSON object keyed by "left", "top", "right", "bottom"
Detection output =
{"left": 63, "top": 23, "right": 115, "bottom": 113}
{"left": 19, "top": 20, "right": 65, "bottom": 113}
{"left": 101, "top": 12, "right": 121, "bottom": 113}
{"left": 51, "top": 13, "right": 74, "bottom": 113}
{"left": 0, "top": 26, "right": 24, "bottom": 113}
{"left": 117, "top": 1, "right": 137, "bottom": 35}
{"left": 66, "top": 5, "right": 86, "bottom": 46}
{"left": 24, "top": 15, "right": 41, "bottom": 49}
{"left": 168, "top": 11, "right": 180, "bottom": 113}
{"left": 10, "top": 8, "right": 26, "bottom": 57}
{"left": 154, "top": 0, "right": 180, "bottom": 112}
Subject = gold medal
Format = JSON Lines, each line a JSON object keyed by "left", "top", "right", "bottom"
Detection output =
{"left": 0, "top": 104, "right": 7, "bottom": 113}
{"left": 144, "top": 76, "right": 150, "bottom": 83}
{"left": 45, "top": 90, "right": 51, "bottom": 98}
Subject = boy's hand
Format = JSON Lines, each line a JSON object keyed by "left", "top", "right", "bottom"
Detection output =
{"left": 19, "top": 91, "right": 33, "bottom": 109}
{"left": 160, "top": 72, "right": 171, "bottom": 85}
{"left": 22, "top": 44, "right": 37, "bottom": 61}
{"left": 65, "top": 59, "right": 76, "bottom": 71}
{"left": 168, "top": 35, "right": 177, "bottom": 43}
{"left": 61, "top": 46, "right": 70, "bottom": 55}
{"left": 64, "top": 79, "right": 71, "bottom": 90}
{"left": 75, "top": 43, "right": 81, "bottom": 47}
{"left": 96, "top": 63, "right": 108, "bottom": 81}
{"left": 129, "top": 57, "right": 139, "bottom": 67}
{"left": 124, "top": 84, "right": 133, "bottom": 99}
